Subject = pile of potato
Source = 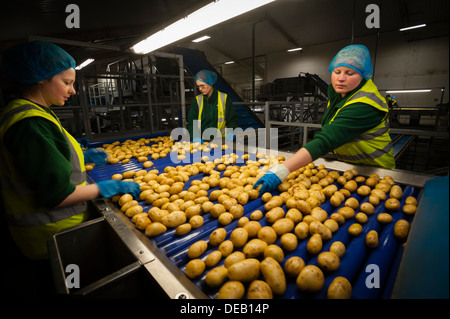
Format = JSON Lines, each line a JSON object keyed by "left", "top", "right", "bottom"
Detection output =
{"left": 181, "top": 163, "right": 418, "bottom": 299}
{"left": 96, "top": 137, "right": 419, "bottom": 299}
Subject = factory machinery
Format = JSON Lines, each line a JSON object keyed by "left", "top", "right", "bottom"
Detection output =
{"left": 48, "top": 133, "right": 448, "bottom": 299}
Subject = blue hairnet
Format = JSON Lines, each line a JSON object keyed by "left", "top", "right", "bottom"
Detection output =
{"left": 195, "top": 70, "right": 217, "bottom": 86}
{"left": 2, "top": 40, "right": 76, "bottom": 85}
{"left": 328, "top": 44, "right": 373, "bottom": 80}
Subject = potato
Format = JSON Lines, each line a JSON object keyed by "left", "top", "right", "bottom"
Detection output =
{"left": 161, "top": 210, "right": 186, "bottom": 228}
{"left": 261, "top": 192, "right": 272, "bottom": 202}
{"left": 257, "top": 226, "right": 277, "bottom": 245}
{"left": 111, "top": 173, "right": 123, "bottom": 180}
{"left": 250, "top": 210, "right": 263, "bottom": 221}
{"left": 327, "top": 276, "right": 352, "bottom": 299}
{"left": 209, "top": 228, "right": 227, "bottom": 246}
{"left": 230, "top": 227, "right": 249, "bottom": 248}
{"left": 210, "top": 203, "right": 226, "bottom": 218}
{"left": 365, "top": 230, "right": 379, "bottom": 248}
{"left": 402, "top": 204, "right": 417, "bottom": 216}
{"left": 122, "top": 170, "right": 136, "bottom": 179}
{"left": 294, "top": 222, "right": 309, "bottom": 240}
{"left": 264, "top": 196, "right": 283, "bottom": 211}
{"left": 317, "top": 251, "right": 340, "bottom": 272}
{"left": 272, "top": 218, "right": 295, "bottom": 235}
{"left": 369, "top": 194, "right": 380, "bottom": 206}
{"left": 371, "top": 188, "right": 387, "bottom": 200}
{"left": 357, "top": 185, "right": 371, "bottom": 196}
{"left": 205, "top": 250, "right": 222, "bottom": 268}
{"left": 394, "top": 219, "right": 410, "bottom": 241}
{"left": 132, "top": 214, "right": 151, "bottom": 230}
{"left": 218, "top": 212, "right": 234, "bottom": 226}
{"left": 247, "top": 280, "right": 273, "bottom": 299}
{"left": 329, "top": 241, "right": 346, "bottom": 258}
{"left": 224, "top": 251, "right": 245, "bottom": 268}
{"left": 263, "top": 244, "right": 284, "bottom": 263}
{"left": 280, "top": 233, "right": 298, "bottom": 252}
{"left": 377, "top": 213, "right": 393, "bottom": 224}
{"left": 405, "top": 196, "right": 418, "bottom": 206}
{"left": 344, "top": 180, "right": 358, "bottom": 192}
{"left": 265, "top": 207, "right": 285, "bottom": 223}
{"left": 189, "top": 215, "right": 204, "bottom": 229}
{"left": 228, "top": 258, "right": 260, "bottom": 282}
{"left": 360, "top": 202, "right": 375, "bottom": 215}
{"left": 345, "top": 197, "right": 359, "bottom": 210}
{"left": 309, "top": 220, "right": 332, "bottom": 240}
{"left": 389, "top": 185, "right": 403, "bottom": 199}
{"left": 205, "top": 266, "right": 228, "bottom": 288}
{"left": 348, "top": 223, "right": 363, "bottom": 237}
{"left": 284, "top": 256, "right": 305, "bottom": 278}
{"left": 243, "top": 238, "right": 268, "bottom": 258}
{"left": 286, "top": 208, "right": 303, "bottom": 223}
{"left": 307, "top": 233, "right": 323, "bottom": 255}
{"left": 120, "top": 200, "right": 138, "bottom": 212}
{"left": 118, "top": 193, "right": 133, "bottom": 206}
{"left": 201, "top": 201, "right": 214, "bottom": 214}
{"left": 185, "top": 259, "right": 205, "bottom": 279}
{"left": 296, "top": 265, "right": 324, "bottom": 293}
{"left": 144, "top": 222, "right": 167, "bottom": 238}
{"left": 260, "top": 257, "right": 286, "bottom": 295}
{"left": 355, "top": 212, "right": 368, "bottom": 224}
{"left": 188, "top": 240, "right": 208, "bottom": 259}
{"left": 324, "top": 219, "right": 339, "bottom": 233}
{"left": 243, "top": 221, "right": 262, "bottom": 238}
{"left": 338, "top": 207, "right": 355, "bottom": 220}
{"left": 229, "top": 204, "right": 244, "bottom": 220}
{"left": 125, "top": 204, "right": 143, "bottom": 218}
{"left": 218, "top": 240, "right": 234, "bottom": 258}
{"left": 217, "top": 281, "right": 245, "bottom": 299}
{"left": 385, "top": 198, "right": 401, "bottom": 211}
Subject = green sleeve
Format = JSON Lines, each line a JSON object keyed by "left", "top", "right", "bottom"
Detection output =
{"left": 303, "top": 103, "right": 386, "bottom": 160}
{"left": 4, "top": 117, "right": 76, "bottom": 209}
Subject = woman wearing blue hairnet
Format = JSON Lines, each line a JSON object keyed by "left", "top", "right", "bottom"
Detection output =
{"left": 255, "top": 44, "right": 395, "bottom": 194}
{"left": 187, "top": 69, "right": 238, "bottom": 142}
{"left": 0, "top": 41, "right": 140, "bottom": 263}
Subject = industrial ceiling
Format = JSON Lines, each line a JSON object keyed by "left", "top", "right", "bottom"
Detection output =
{"left": 0, "top": 0, "right": 448, "bottom": 83}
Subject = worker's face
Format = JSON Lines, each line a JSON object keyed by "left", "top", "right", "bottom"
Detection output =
{"left": 331, "top": 66, "right": 362, "bottom": 97}
{"left": 196, "top": 80, "right": 213, "bottom": 97}
{"left": 40, "top": 68, "right": 76, "bottom": 107}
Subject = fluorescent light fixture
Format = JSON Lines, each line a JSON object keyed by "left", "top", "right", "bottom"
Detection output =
{"left": 386, "top": 89, "right": 431, "bottom": 93}
{"left": 75, "top": 58, "right": 94, "bottom": 70}
{"left": 131, "top": 0, "right": 276, "bottom": 54}
{"left": 399, "top": 24, "right": 426, "bottom": 31}
{"left": 287, "top": 47, "right": 302, "bottom": 52}
{"left": 224, "top": 61, "right": 235, "bottom": 64}
{"left": 192, "top": 35, "right": 211, "bottom": 43}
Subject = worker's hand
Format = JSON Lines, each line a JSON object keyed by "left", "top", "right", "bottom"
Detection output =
{"left": 226, "top": 132, "right": 235, "bottom": 141}
{"left": 192, "top": 137, "right": 204, "bottom": 144}
{"left": 83, "top": 148, "right": 108, "bottom": 166}
{"left": 253, "top": 164, "right": 290, "bottom": 194}
{"left": 76, "top": 138, "right": 90, "bottom": 148}
{"left": 253, "top": 172, "right": 281, "bottom": 194}
{"left": 97, "top": 180, "right": 140, "bottom": 199}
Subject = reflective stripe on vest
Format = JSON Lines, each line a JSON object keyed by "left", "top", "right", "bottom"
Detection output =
{"left": 328, "top": 80, "right": 395, "bottom": 169}
{"left": 0, "top": 99, "right": 87, "bottom": 227}
{"left": 196, "top": 91, "right": 227, "bottom": 137}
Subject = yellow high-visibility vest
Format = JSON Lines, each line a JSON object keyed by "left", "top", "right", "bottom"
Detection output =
{"left": 328, "top": 80, "right": 395, "bottom": 169}
{"left": 0, "top": 99, "right": 88, "bottom": 259}
{"left": 196, "top": 91, "right": 227, "bottom": 137}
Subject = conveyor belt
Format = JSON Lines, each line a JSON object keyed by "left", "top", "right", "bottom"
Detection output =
{"left": 84, "top": 135, "right": 430, "bottom": 299}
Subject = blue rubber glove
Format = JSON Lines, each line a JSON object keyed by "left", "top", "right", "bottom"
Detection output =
{"left": 97, "top": 180, "right": 140, "bottom": 199}
{"left": 226, "top": 132, "right": 235, "bottom": 141}
{"left": 253, "top": 172, "right": 282, "bottom": 194}
{"left": 84, "top": 148, "right": 108, "bottom": 166}
{"left": 192, "top": 137, "right": 203, "bottom": 144}
{"left": 76, "top": 138, "right": 90, "bottom": 148}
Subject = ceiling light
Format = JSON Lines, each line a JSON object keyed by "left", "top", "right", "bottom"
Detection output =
{"left": 192, "top": 35, "right": 211, "bottom": 43}
{"left": 386, "top": 89, "right": 431, "bottom": 93}
{"left": 224, "top": 61, "right": 235, "bottom": 64}
{"left": 75, "top": 58, "right": 94, "bottom": 70}
{"left": 399, "top": 24, "right": 426, "bottom": 31}
{"left": 131, "top": 0, "right": 276, "bottom": 54}
{"left": 287, "top": 47, "right": 302, "bottom": 52}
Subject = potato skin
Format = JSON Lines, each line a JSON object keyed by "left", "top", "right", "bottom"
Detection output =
{"left": 283, "top": 256, "right": 305, "bottom": 278}
{"left": 307, "top": 233, "right": 323, "bottom": 255}
{"left": 205, "top": 266, "right": 228, "bottom": 288}
{"left": 394, "top": 219, "right": 410, "bottom": 241}
{"left": 327, "top": 276, "right": 352, "bottom": 299}
{"left": 296, "top": 265, "right": 324, "bottom": 293}
{"left": 188, "top": 240, "right": 208, "bottom": 259}
{"left": 260, "top": 257, "right": 286, "bottom": 295}
{"left": 243, "top": 238, "right": 268, "bottom": 258}
{"left": 365, "top": 230, "right": 379, "bottom": 248}
{"left": 209, "top": 228, "right": 227, "bottom": 246}
{"left": 227, "top": 258, "right": 260, "bottom": 282}
{"left": 145, "top": 222, "right": 166, "bottom": 237}
{"left": 217, "top": 281, "right": 245, "bottom": 299}
{"left": 317, "top": 251, "right": 340, "bottom": 272}
{"left": 247, "top": 280, "right": 273, "bottom": 299}
{"left": 329, "top": 241, "right": 346, "bottom": 258}
{"left": 185, "top": 259, "right": 205, "bottom": 279}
